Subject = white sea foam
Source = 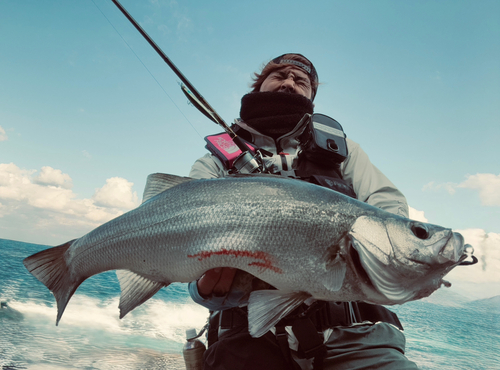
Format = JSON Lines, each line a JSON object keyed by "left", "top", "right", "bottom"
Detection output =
{"left": 7, "top": 293, "right": 209, "bottom": 344}
{"left": 132, "top": 298, "right": 209, "bottom": 343}
{"left": 1, "top": 293, "right": 206, "bottom": 369}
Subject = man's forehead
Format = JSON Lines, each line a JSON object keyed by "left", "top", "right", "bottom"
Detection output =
{"left": 271, "top": 65, "right": 310, "bottom": 79}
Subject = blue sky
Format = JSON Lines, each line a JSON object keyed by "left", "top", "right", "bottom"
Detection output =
{"left": 1, "top": 1, "right": 499, "bottom": 296}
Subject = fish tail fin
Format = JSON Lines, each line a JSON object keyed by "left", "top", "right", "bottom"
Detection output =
{"left": 23, "top": 240, "right": 81, "bottom": 325}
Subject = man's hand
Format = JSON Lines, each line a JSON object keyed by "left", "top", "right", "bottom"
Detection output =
{"left": 197, "top": 267, "right": 237, "bottom": 298}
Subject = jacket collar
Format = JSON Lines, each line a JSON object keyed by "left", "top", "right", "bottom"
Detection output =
{"left": 234, "top": 114, "right": 310, "bottom": 155}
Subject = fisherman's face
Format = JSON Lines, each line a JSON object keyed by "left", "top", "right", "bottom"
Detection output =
{"left": 260, "top": 66, "right": 313, "bottom": 99}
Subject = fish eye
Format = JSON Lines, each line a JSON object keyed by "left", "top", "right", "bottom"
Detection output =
{"left": 411, "top": 223, "right": 430, "bottom": 240}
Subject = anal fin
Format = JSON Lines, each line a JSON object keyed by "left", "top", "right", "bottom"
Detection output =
{"left": 116, "top": 270, "right": 169, "bottom": 318}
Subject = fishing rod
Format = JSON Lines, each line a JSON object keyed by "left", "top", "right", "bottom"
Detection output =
{"left": 111, "top": 0, "right": 263, "bottom": 174}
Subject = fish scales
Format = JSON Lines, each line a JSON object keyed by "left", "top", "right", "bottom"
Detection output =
{"left": 23, "top": 173, "right": 472, "bottom": 336}
{"left": 71, "top": 177, "right": 339, "bottom": 283}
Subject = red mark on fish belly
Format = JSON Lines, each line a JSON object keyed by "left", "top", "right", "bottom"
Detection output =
{"left": 188, "top": 249, "right": 283, "bottom": 274}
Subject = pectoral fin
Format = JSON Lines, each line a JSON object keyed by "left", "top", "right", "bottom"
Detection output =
{"left": 116, "top": 270, "right": 168, "bottom": 318}
{"left": 321, "top": 261, "right": 346, "bottom": 292}
{"left": 321, "top": 237, "right": 348, "bottom": 292}
{"left": 247, "top": 290, "right": 311, "bottom": 338}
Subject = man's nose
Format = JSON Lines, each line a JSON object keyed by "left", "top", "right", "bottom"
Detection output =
{"left": 279, "top": 77, "right": 295, "bottom": 93}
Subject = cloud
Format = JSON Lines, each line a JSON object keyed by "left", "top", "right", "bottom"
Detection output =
{"left": 157, "top": 23, "right": 171, "bottom": 35}
{"left": 176, "top": 15, "right": 192, "bottom": 34}
{"left": 408, "top": 206, "right": 428, "bottom": 222}
{"left": 148, "top": 0, "right": 193, "bottom": 40}
{"left": 422, "top": 181, "right": 457, "bottom": 195}
{"left": 423, "top": 173, "right": 500, "bottom": 207}
{"left": 457, "top": 173, "right": 500, "bottom": 206}
{"left": 0, "top": 163, "right": 140, "bottom": 244}
{"left": 0, "top": 126, "right": 7, "bottom": 141}
{"left": 92, "top": 177, "right": 139, "bottom": 209}
{"left": 33, "top": 166, "right": 73, "bottom": 189}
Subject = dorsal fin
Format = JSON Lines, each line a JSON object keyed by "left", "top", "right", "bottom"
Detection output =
{"left": 142, "top": 173, "right": 194, "bottom": 203}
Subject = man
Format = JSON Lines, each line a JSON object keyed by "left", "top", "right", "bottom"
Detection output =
{"left": 188, "top": 54, "right": 419, "bottom": 370}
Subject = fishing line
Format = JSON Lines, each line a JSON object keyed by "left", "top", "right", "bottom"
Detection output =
{"left": 90, "top": 0, "right": 203, "bottom": 140}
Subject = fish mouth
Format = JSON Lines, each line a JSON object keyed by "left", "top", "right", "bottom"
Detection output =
{"left": 436, "top": 232, "right": 466, "bottom": 264}
{"left": 407, "top": 230, "right": 466, "bottom": 266}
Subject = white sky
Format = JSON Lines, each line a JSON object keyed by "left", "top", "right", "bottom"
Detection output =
{"left": 0, "top": 0, "right": 499, "bottom": 298}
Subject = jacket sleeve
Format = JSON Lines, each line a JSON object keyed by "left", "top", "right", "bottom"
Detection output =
{"left": 189, "top": 153, "right": 226, "bottom": 179}
{"left": 341, "top": 139, "right": 409, "bottom": 218}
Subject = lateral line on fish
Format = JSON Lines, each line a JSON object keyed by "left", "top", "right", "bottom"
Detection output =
{"left": 73, "top": 209, "right": 200, "bottom": 254}
{"left": 188, "top": 249, "right": 283, "bottom": 274}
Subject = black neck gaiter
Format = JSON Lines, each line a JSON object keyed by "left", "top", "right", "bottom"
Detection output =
{"left": 239, "top": 92, "right": 314, "bottom": 140}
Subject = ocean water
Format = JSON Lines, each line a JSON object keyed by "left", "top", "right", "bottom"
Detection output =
{"left": 1, "top": 238, "right": 499, "bottom": 370}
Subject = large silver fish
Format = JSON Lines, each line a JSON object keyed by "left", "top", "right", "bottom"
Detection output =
{"left": 24, "top": 173, "right": 473, "bottom": 337}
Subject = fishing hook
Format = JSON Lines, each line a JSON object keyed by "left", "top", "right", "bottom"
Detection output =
{"left": 458, "top": 244, "right": 478, "bottom": 266}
